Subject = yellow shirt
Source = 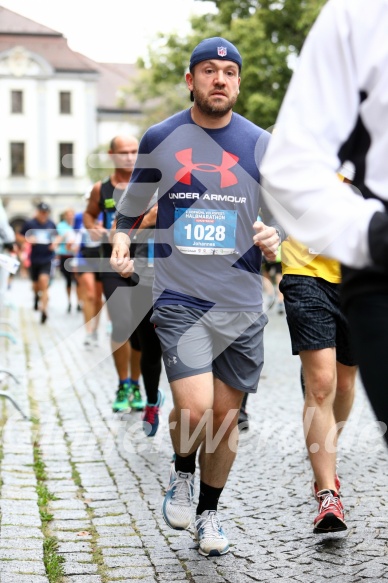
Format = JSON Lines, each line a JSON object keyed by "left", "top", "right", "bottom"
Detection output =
{"left": 281, "top": 237, "right": 341, "bottom": 283}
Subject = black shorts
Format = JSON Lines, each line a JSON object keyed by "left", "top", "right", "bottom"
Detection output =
{"left": 59, "top": 255, "right": 75, "bottom": 286}
{"left": 30, "top": 262, "right": 52, "bottom": 282}
{"left": 151, "top": 305, "right": 267, "bottom": 392}
{"left": 279, "top": 275, "right": 356, "bottom": 366}
{"left": 71, "top": 247, "right": 102, "bottom": 282}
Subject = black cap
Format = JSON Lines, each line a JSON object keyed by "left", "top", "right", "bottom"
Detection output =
{"left": 189, "top": 37, "right": 242, "bottom": 72}
{"left": 37, "top": 202, "right": 50, "bottom": 212}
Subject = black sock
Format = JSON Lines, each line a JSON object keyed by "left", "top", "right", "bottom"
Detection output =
{"left": 241, "top": 392, "right": 248, "bottom": 410}
{"left": 196, "top": 480, "right": 224, "bottom": 515}
{"left": 174, "top": 451, "right": 197, "bottom": 475}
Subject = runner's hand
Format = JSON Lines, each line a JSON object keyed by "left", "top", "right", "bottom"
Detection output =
{"left": 252, "top": 221, "right": 280, "bottom": 262}
{"left": 110, "top": 232, "right": 134, "bottom": 278}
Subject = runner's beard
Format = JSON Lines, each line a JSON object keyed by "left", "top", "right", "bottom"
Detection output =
{"left": 193, "top": 87, "right": 238, "bottom": 118}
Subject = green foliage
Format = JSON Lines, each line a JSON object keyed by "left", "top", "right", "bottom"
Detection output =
{"left": 124, "top": 0, "right": 326, "bottom": 130}
{"left": 198, "top": 0, "right": 259, "bottom": 25}
{"left": 33, "top": 445, "right": 47, "bottom": 481}
{"left": 43, "top": 537, "right": 65, "bottom": 583}
{"left": 36, "top": 482, "right": 57, "bottom": 506}
{"left": 34, "top": 442, "right": 62, "bottom": 581}
{"left": 40, "top": 509, "right": 54, "bottom": 523}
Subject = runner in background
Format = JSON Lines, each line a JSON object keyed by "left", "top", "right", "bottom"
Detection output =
{"left": 84, "top": 136, "right": 163, "bottom": 425}
{"left": 71, "top": 200, "right": 104, "bottom": 348}
{"left": 55, "top": 208, "right": 78, "bottom": 313}
{"left": 17, "top": 202, "right": 57, "bottom": 324}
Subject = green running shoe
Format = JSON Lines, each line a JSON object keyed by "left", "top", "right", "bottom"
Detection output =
{"left": 112, "top": 383, "right": 130, "bottom": 412}
{"left": 128, "top": 384, "right": 145, "bottom": 411}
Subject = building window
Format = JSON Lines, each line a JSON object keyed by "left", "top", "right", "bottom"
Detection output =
{"left": 10, "top": 142, "right": 25, "bottom": 176}
{"left": 59, "top": 91, "right": 71, "bottom": 114}
{"left": 59, "top": 143, "right": 73, "bottom": 176}
{"left": 11, "top": 90, "right": 23, "bottom": 113}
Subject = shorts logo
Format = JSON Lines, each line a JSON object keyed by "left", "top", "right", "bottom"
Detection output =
{"left": 166, "top": 356, "right": 178, "bottom": 366}
{"left": 217, "top": 46, "right": 227, "bottom": 57}
{"left": 175, "top": 148, "right": 239, "bottom": 188}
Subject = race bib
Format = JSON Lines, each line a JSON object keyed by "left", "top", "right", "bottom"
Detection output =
{"left": 174, "top": 208, "right": 237, "bottom": 255}
{"left": 34, "top": 229, "right": 51, "bottom": 244}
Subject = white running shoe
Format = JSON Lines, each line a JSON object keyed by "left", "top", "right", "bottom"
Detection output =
{"left": 162, "top": 463, "right": 194, "bottom": 530}
{"left": 195, "top": 510, "right": 230, "bottom": 556}
{"left": 83, "top": 333, "right": 93, "bottom": 350}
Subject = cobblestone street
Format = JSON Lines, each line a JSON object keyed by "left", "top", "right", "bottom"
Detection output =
{"left": 1, "top": 275, "right": 387, "bottom": 583}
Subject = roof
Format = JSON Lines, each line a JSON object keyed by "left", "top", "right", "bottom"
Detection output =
{"left": 94, "top": 62, "right": 140, "bottom": 111}
{"left": 0, "top": 6, "right": 98, "bottom": 72}
{"left": 0, "top": 35, "right": 100, "bottom": 72}
{"left": 0, "top": 6, "right": 61, "bottom": 36}
{"left": 0, "top": 5, "right": 140, "bottom": 110}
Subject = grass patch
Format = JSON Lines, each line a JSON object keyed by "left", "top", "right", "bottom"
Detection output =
{"left": 33, "top": 442, "right": 63, "bottom": 582}
{"left": 21, "top": 316, "right": 64, "bottom": 582}
{"left": 33, "top": 445, "right": 47, "bottom": 481}
{"left": 36, "top": 482, "right": 57, "bottom": 506}
{"left": 69, "top": 460, "right": 108, "bottom": 581}
{"left": 40, "top": 509, "right": 54, "bottom": 523}
{"left": 43, "top": 537, "right": 65, "bottom": 583}
{"left": 71, "top": 466, "right": 82, "bottom": 488}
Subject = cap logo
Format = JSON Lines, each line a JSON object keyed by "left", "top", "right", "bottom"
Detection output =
{"left": 217, "top": 46, "right": 227, "bottom": 57}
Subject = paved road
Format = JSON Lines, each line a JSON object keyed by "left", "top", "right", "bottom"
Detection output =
{"left": 0, "top": 275, "right": 387, "bottom": 583}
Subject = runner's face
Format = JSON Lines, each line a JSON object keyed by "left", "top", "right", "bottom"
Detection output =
{"left": 110, "top": 138, "right": 138, "bottom": 172}
{"left": 190, "top": 60, "right": 240, "bottom": 117}
{"left": 36, "top": 210, "right": 49, "bottom": 223}
{"left": 64, "top": 210, "right": 74, "bottom": 223}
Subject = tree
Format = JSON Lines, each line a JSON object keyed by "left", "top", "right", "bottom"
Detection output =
{"left": 121, "top": 0, "right": 326, "bottom": 130}
{"left": 231, "top": 0, "right": 326, "bottom": 128}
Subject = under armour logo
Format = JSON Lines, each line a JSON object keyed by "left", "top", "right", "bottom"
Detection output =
{"left": 166, "top": 356, "right": 178, "bottom": 366}
{"left": 175, "top": 148, "right": 239, "bottom": 188}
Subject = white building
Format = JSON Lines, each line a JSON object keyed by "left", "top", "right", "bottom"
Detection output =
{"left": 0, "top": 6, "right": 142, "bottom": 227}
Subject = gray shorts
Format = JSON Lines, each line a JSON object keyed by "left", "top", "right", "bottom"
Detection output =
{"left": 150, "top": 305, "right": 268, "bottom": 392}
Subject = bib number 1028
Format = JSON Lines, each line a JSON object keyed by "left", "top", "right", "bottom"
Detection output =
{"left": 184, "top": 224, "right": 226, "bottom": 242}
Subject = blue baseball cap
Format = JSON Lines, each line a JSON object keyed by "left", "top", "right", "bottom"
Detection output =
{"left": 189, "top": 37, "right": 242, "bottom": 72}
{"left": 37, "top": 202, "right": 50, "bottom": 212}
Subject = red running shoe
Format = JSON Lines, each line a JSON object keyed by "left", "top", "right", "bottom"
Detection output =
{"left": 313, "top": 489, "right": 347, "bottom": 533}
{"left": 312, "top": 474, "right": 341, "bottom": 501}
{"left": 142, "top": 389, "right": 165, "bottom": 437}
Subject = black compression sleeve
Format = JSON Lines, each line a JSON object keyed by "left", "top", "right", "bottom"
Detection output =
{"left": 115, "top": 211, "right": 138, "bottom": 231}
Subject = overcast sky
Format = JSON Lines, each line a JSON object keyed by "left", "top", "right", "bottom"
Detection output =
{"left": 2, "top": 0, "right": 217, "bottom": 63}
